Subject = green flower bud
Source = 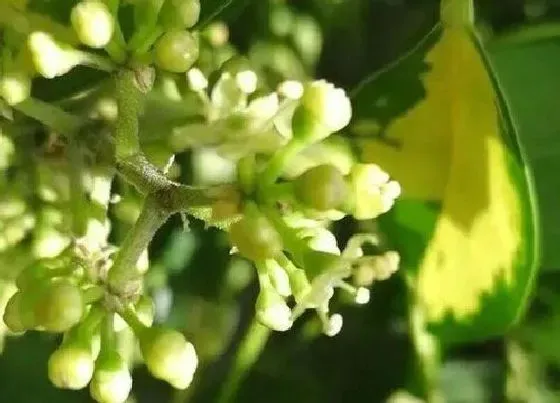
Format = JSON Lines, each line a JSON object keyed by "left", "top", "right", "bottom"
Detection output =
{"left": 154, "top": 30, "right": 199, "bottom": 73}
{"left": 0, "top": 71, "right": 31, "bottom": 106}
{"left": 3, "top": 292, "right": 26, "bottom": 333}
{"left": 160, "top": 0, "right": 201, "bottom": 29}
{"left": 255, "top": 284, "right": 293, "bottom": 331}
{"left": 294, "top": 164, "right": 348, "bottom": 211}
{"left": 48, "top": 339, "right": 95, "bottom": 390}
{"left": 28, "top": 32, "right": 80, "bottom": 79}
{"left": 71, "top": 1, "right": 114, "bottom": 48}
{"left": 90, "top": 351, "right": 132, "bottom": 403}
{"left": 229, "top": 212, "right": 283, "bottom": 262}
{"left": 34, "top": 279, "right": 84, "bottom": 333}
{"left": 139, "top": 327, "right": 198, "bottom": 389}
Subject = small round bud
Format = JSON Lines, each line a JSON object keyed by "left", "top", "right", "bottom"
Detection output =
{"left": 90, "top": 351, "right": 132, "bottom": 403}
{"left": 139, "top": 327, "right": 198, "bottom": 389}
{"left": 354, "top": 287, "right": 370, "bottom": 304}
{"left": 154, "top": 30, "right": 199, "bottom": 73}
{"left": 324, "top": 313, "right": 343, "bottom": 337}
{"left": 48, "top": 340, "right": 95, "bottom": 390}
{"left": 255, "top": 286, "right": 293, "bottom": 331}
{"left": 294, "top": 164, "right": 348, "bottom": 211}
{"left": 3, "top": 292, "right": 26, "bottom": 333}
{"left": 0, "top": 71, "right": 31, "bottom": 105}
{"left": 228, "top": 213, "right": 283, "bottom": 262}
{"left": 160, "top": 0, "right": 201, "bottom": 29}
{"left": 35, "top": 279, "right": 84, "bottom": 332}
{"left": 71, "top": 1, "right": 114, "bottom": 48}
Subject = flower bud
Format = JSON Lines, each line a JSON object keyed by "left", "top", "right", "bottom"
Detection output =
{"left": 34, "top": 279, "right": 85, "bottom": 333}
{"left": 292, "top": 80, "right": 351, "bottom": 142}
{"left": 255, "top": 285, "right": 293, "bottom": 331}
{"left": 48, "top": 339, "right": 95, "bottom": 390}
{"left": 90, "top": 351, "right": 133, "bottom": 403}
{"left": 0, "top": 71, "right": 31, "bottom": 105}
{"left": 228, "top": 212, "right": 283, "bottom": 262}
{"left": 265, "top": 260, "right": 292, "bottom": 298}
{"left": 187, "top": 67, "right": 208, "bottom": 91}
{"left": 294, "top": 164, "right": 348, "bottom": 211}
{"left": 3, "top": 292, "right": 26, "bottom": 333}
{"left": 323, "top": 313, "right": 343, "bottom": 337}
{"left": 160, "top": 0, "right": 201, "bottom": 29}
{"left": 154, "top": 30, "right": 199, "bottom": 73}
{"left": 28, "top": 32, "right": 81, "bottom": 79}
{"left": 139, "top": 327, "right": 198, "bottom": 389}
{"left": 346, "top": 163, "right": 401, "bottom": 220}
{"left": 71, "top": 1, "right": 114, "bottom": 48}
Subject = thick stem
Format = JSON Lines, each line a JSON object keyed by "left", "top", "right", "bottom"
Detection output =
{"left": 116, "top": 153, "right": 241, "bottom": 212}
{"left": 114, "top": 69, "right": 142, "bottom": 159}
{"left": 107, "top": 195, "right": 169, "bottom": 296}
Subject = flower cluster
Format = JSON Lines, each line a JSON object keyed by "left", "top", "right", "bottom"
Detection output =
{"left": 0, "top": 0, "right": 401, "bottom": 400}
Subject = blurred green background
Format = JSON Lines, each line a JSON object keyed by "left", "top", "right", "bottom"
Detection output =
{"left": 3, "top": 0, "right": 560, "bottom": 402}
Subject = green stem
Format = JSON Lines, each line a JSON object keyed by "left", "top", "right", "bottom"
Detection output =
{"left": 261, "top": 206, "right": 305, "bottom": 265}
{"left": 103, "top": 0, "right": 128, "bottom": 64}
{"left": 100, "top": 313, "right": 117, "bottom": 353}
{"left": 107, "top": 195, "right": 169, "bottom": 296}
{"left": 74, "top": 303, "right": 106, "bottom": 341}
{"left": 13, "top": 98, "right": 85, "bottom": 136}
{"left": 118, "top": 303, "right": 147, "bottom": 335}
{"left": 76, "top": 50, "right": 118, "bottom": 73}
{"left": 128, "top": 0, "right": 165, "bottom": 53}
{"left": 68, "top": 139, "right": 88, "bottom": 237}
{"left": 237, "top": 154, "right": 256, "bottom": 195}
{"left": 114, "top": 68, "right": 142, "bottom": 159}
{"left": 409, "top": 301, "right": 443, "bottom": 403}
{"left": 216, "top": 318, "right": 271, "bottom": 403}
{"left": 262, "top": 183, "right": 294, "bottom": 205}
{"left": 258, "top": 138, "right": 305, "bottom": 191}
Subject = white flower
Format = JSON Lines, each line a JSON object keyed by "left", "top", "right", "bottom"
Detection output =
{"left": 300, "top": 79, "right": 352, "bottom": 132}
{"left": 288, "top": 233, "right": 395, "bottom": 336}
{"left": 255, "top": 284, "right": 293, "bottom": 331}
{"left": 348, "top": 163, "right": 401, "bottom": 220}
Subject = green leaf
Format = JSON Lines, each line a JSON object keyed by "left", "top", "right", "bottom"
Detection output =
{"left": 486, "top": 36, "right": 560, "bottom": 270}
{"left": 351, "top": 18, "right": 539, "bottom": 344}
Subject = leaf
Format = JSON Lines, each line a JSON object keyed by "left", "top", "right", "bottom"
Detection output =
{"left": 486, "top": 35, "right": 560, "bottom": 269}
{"left": 351, "top": 6, "right": 539, "bottom": 343}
